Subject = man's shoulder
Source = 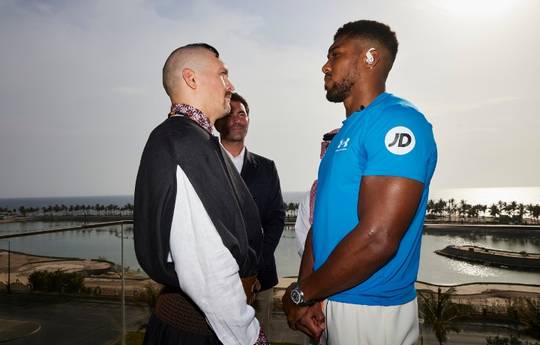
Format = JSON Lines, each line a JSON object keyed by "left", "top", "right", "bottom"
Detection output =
{"left": 143, "top": 117, "right": 216, "bottom": 162}
{"left": 148, "top": 117, "right": 209, "bottom": 145}
{"left": 151, "top": 116, "right": 201, "bottom": 135}
{"left": 246, "top": 150, "right": 275, "bottom": 168}
{"left": 377, "top": 94, "right": 417, "bottom": 113}
{"left": 370, "top": 95, "right": 432, "bottom": 130}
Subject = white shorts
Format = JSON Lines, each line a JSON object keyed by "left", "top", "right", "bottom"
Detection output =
{"left": 323, "top": 298, "right": 419, "bottom": 345}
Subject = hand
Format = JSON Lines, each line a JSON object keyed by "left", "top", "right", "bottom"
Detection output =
{"left": 254, "top": 278, "right": 261, "bottom": 293}
{"left": 296, "top": 303, "right": 325, "bottom": 340}
{"left": 282, "top": 283, "right": 309, "bottom": 330}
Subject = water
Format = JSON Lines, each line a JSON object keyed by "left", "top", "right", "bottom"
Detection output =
{"left": 1, "top": 187, "right": 538, "bottom": 210}
{"left": 1, "top": 187, "right": 539, "bottom": 285}
{"left": 1, "top": 222, "right": 539, "bottom": 285}
{"left": 418, "top": 232, "right": 540, "bottom": 285}
{"left": 0, "top": 222, "right": 140, "bottom": 270}
{"left": 276, "top": 228, "right": 540, "bottom": 285}
{"left": 0, "top": 221, "right": 84, "bottom": 235}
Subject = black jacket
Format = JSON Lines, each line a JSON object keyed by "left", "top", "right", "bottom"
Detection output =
{"left": 134, "top": 117, "right": 263, "bottom": 288}
{"left": 241, "top": 149, "right": 285, "bottom": 291}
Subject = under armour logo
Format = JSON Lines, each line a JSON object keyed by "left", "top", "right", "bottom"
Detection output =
{"left": 384, "top": 126, "right": 415, "bottom": 155}
{"left": 336, "top": 138, "right": 350, "bottom": 150}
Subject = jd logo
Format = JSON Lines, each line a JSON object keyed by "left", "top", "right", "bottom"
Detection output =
{"left": 384, "top": 126, "right": 415, "bottom": 155}
{"left": 388, "top": 133, "right": 411, "bottom": 148}
{"left": 336, "top": 138, "right": 350, "bottom": 150}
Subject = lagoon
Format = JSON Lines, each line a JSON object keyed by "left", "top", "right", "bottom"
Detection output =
{"left": 1, "top": 221, "right": 539, "bottom": 286}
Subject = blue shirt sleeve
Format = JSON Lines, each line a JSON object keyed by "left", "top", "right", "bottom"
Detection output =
{"left": 362, "top": 104, "right": 436, "bottom": 183}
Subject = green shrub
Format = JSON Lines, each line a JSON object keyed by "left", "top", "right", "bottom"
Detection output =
{"left": 28, "top": 270, "right": 84, "bottom": 293}
{"left": 485, "top": 335, "right": 540, "bottom": 345}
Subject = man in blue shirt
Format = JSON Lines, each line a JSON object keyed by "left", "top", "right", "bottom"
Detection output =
{"left": 283, "top": 20, "right": 437, "bottom": 345}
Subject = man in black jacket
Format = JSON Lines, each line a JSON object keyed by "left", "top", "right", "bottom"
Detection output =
{"left": 215, "top": 93, "right": 286, "bottom": 334}
{"left": 134, "top": 44, "right": 269, "bottom": 345}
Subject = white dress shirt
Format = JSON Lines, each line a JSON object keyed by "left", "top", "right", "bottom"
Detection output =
{"left": 222, "top": 146, "right": 246, "bottom": 173}
{"left": 168, "top": 165, "right": 259, "bottom": 345}
{"left": 294, "top": 191, "right": 311, "bottom": 257}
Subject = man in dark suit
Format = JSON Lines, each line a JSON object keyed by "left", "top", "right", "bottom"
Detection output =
{"left": 215, "top": 92, "right": 285, "bottom": 335}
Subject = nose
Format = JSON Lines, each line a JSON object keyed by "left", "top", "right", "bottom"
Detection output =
{"left": 226, "top": 79, "right": 235, "bottom": 93}
{"left": 231, "top": 113, "right": 243, "bottom": 123}
{"left": 322, "top": 61, "right": 331, "bottom": 74}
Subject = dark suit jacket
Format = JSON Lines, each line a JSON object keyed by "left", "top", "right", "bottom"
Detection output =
{"left": 241, "top": 149, "right": 285, "bottom": 291}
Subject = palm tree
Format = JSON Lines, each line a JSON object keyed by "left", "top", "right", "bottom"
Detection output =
{"left": 427, "top": 199, "right": 436, "bottom": 218}
{"left": 446, "top": 198, "right": 457, "bottom": 221}
{"left": 506, "top": 201, "right": 518, "bottom": 219}
{"left": 498, "top": 200, "right": 507, "bottom": 215}
{"left": 516, "top": 203, "right": 526, "bottom": 224}
{"left": 478, "top": 204, "right": 487, "bottom": 221}
{"left": 458, "top": 200, "right": 471, "bottom": 222}
{"left": 435, "top": 199, "right": 447, "bottom": 219}
{"left": 419, "top": 287, "right": 461, "bottom": 345}
{"left": 125, "top": 203, "right": 134, "bottom": 216}
{"left": 466, "top": 205, "right": 479, "bottom": 221}
{"left": 527, "top": 204, "right": 540, "bottom": 224}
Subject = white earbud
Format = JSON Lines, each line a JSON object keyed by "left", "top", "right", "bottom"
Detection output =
{"left": 365, "top": 48, "right": 375, "bottom": 64}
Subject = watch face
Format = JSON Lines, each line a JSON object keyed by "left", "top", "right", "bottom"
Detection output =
{"left": 291, "top": 288, "right": 302, "bottom": 305}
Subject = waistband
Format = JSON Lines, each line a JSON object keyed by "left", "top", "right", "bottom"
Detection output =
{"left": 155, "top": 275, "right": 258, "bottom": 333}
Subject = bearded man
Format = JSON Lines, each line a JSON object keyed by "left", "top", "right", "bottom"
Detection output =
{"left": 283, "top": 20, "right": 438, "bottom": 345}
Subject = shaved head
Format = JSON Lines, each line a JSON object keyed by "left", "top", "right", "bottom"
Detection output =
{"left": 161, "top": 43, "right": 234, "bottom": 122}
{"left": 162, "top": 43, "right": 219, "bottom": 97}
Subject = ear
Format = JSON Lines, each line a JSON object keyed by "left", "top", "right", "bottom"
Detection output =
{"left": 364, "top": 48, "right": 380, "bottom": 69}
{"left": 182, "top": 68, "right": 197, "bottom": 89}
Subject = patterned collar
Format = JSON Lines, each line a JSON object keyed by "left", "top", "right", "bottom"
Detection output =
{"left": 169, "top": 103, "right": 213, "bottom": 134}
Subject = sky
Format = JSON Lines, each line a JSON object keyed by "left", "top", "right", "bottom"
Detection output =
{"left": 0, "top": 0, "right": 539, "bottom": 198}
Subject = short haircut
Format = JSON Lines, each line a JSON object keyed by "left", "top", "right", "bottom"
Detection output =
{"left": 334, "top": 20, "right": 398, "bottom": 65}
{"left": 181, "top": 43, "right": 219, "bottom": 57}
{"left": 230, "top": 92, "right": 250, "bottom": 115}
{"left": 162, "top": 43, "right": 219, "bottom": 97}
{"left": 323, "top": 132, "right": 337, "bottom": 142}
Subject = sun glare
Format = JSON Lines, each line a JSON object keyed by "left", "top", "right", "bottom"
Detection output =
{"left": 430, "top": 0, "right": 517, "bottom": 18}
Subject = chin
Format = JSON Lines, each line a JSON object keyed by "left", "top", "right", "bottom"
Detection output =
{"left": 218, "top": 108, "right": 230, "bottom": 119}
{"left": 326, "top": 93, "right": 342, "bottom": 103}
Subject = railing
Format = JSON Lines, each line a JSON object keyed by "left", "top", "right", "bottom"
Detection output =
{"left": 0, "top": 220, "right": 136, "bottom": 345}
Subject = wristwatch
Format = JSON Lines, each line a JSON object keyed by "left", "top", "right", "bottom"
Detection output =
{"left": 290, "top": 282, "right": 314, "bottom": 306}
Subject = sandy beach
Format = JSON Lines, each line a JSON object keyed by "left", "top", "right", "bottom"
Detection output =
{"left": 1, "top": 250, "right": 538, "bottom": 311}
{"left": 0, "top": 250, "right": 113, "bottom": 286}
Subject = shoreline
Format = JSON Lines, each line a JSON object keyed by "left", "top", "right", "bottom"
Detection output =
{"left": 3, "top": 250, "right": 539, "bottom": 295}
{"left": 0, "top": 250, "right": 115, "bottom": 287}
{"left": 425, "top": 223, "right": 540, "bottom": 232}
{"left": 1, "top": 214, "right": 539, "bottom": 226}
{"left": 435, "top": 245, "right": 540, "bottom": 271}
{"left": 0, "top": 215, "right": 131, "bottom": 224}
{"left": 1, "top": 215, "right": 540, "bottom": 231}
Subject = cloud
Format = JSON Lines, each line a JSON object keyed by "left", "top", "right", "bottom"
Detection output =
{"left": 423, "top": 96, "right": 525, "bottom": 115}
{"left": 111, "top": 86, "right": 146, "bottom": 96}
{"left": 0, "top": 0, "right": 539, "bottom": 197}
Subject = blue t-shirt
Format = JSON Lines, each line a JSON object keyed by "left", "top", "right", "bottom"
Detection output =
{"left": 312, "top": 92, "right": 437, "bottom": 306}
